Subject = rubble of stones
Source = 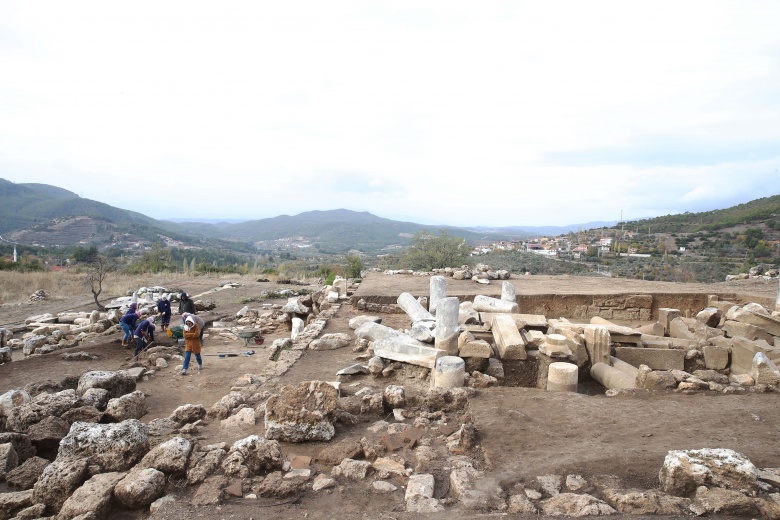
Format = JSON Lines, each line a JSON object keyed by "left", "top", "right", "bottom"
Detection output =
{"left": 2, "top": 273, "right": 780, "bottom": 518}
{"left": 383, "top": 263, "right": 510, "bottom": 284}
{"left": 725, "top": 265, "right": 779, "bottom": 281}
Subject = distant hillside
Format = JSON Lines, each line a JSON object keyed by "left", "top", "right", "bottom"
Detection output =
{"left": 624, "top": 194, "right": 780, "bottom": 233}
{"left": 187, "top": 209, "right": 486, "bottom": 253}
{"left": 469, "top": 221, "right": 618, "bottom": 238}
{"left": 0, "top": 178, "right": 164, "bottom": 234}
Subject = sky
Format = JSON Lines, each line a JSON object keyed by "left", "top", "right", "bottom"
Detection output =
{"left": 1, "top": 0, "right": 779, "bottom": 227}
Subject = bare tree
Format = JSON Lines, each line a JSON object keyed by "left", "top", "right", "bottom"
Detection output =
{"left": 85, "top": 254, "right": 111, "bottom": 310}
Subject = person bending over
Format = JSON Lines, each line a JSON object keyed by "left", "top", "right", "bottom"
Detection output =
{"left": 133, "top": 317, "right": 156, "bottom": 360}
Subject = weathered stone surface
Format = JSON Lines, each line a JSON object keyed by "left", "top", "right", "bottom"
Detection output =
{"left": 372, "top": 480, "right": 398, "bottom": 493}
{"left": 348, "top": 315, "right": 381, "bottom": 330}
{"left": 540, "top": 492, "right": 617, "bottom": 516}
{"left": 76, "top": 371, "right": 136, "bottom": 399}
{"left": 659, "top": 448, "right": 759, "bottom": 497}
{"left": 372, "top": 338, "right": 444, "bottom": 369}
{"left": 383, "top": 385, "right": 406, "bottom": 409}
{"left": 186, "top": 447, "right": 226, "bottom": 485}
{"left": 0, "top": 490, "right": 33, "bottom": 520}
{"left": 264, "top": 381, "right": 338, "bottom": 442}
{"left": 0, "top": 443, "right": 19, "bottom": 481}
{"left": 696, "top": 307, "right": 722, "bottom": 327}
{"left": 615, "top": 347, "right": 685, "bottom": 371}
{"left": 317, "top": 438, "right": 363, "bottom": 465}
{"left": 32, "top": 458, "right": 89, "bottom": 513}
{"left": 58, "top": 420, "right": 150, "bottom": 473}
{"left": 312, "top": 474, "right": 336, "bottom": 491}
{"left": 27, "top": 416, "right": 70, "bottom": 459}
{"left": 252, "top": 470, "right": 308, "bottom": 498}
{"left": 473, "top": 295, "right": 519, "bottom": 313}
{"left": 0, "top": 390, "right": 31, "bottom": 418}
{"left": 221, "top": 435, "right": 283, "bottom": 478}
{"left": 22, "top": 335, "right": 48, "bottom": 356}
{"left": 80, "top": 388, "right": 109, "bottom": 410}
{"left": 218, "top": 407, "right": 255, "bottom": 429}
{"left": 492, "top": 314, "right": 527, "bottom": 360}
{"left": 114, "top": 468, "right": 166, "bottom": 509}
{"left": 508, "top": 493, "right": 538, "bottom": 514}
{"left": 450, "top": 463, "right": 507, "bottom": 511}
{"left": 170, "top": 403, "right": 207, "bottom": 424}
{"left": 694, "top": 486, "right": 758, "bottom": 516}
{"left": 6, "top": 389, "right": 80, "bottom": 433}
{"left": 636, "top": 367, "right": 678, "bottom": 391}
{"left": 5, "top": 456, "right": 48, "bottom": 490}
{"left": 752, "top": 352, "right": 780, "bottom": 386}
{"left": 309, "top": 333, "right": 352, "bottom": 350}
{"left": 10, "top": 502, "right": 46, "bottom": 520}
{"left": 104, "top": 391, "right": 148, "bottom": 422}
{"left": 191, "top": 475, "right": 228, "bottom": 506}
{"left": 584, "top": 325, "right": 611, "bottom": 366}
{"left": 58, "top": 471, "right": 126, "bottom": 520}
{"left": 332, "top": 458, "right": 372, "bottom": 480}
{"left": 703, "top": 345, "right": 729, "bottom": 370}
{"left": 601, "top": 488, "right": 692, "bottom": 515}
{"left": 138, "top": 436, "right": 192, "bottom": 474}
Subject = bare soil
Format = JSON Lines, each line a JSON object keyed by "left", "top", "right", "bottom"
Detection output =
{"left": 1, "top": 273, "right": 779, "bottom": 519}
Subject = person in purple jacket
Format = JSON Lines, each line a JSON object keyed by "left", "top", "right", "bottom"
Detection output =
{"left": 119, "top": 304, "right": 141, "bottom": 347}
{"left": 132, "top": 316, "right": 156, "bottom": 359}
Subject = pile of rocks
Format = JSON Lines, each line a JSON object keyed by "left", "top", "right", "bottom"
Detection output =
{"left": 28, "top": 291, "right": 48, "bottom": 303}
{"left": 383, "top": 264, "right": 511, "bottom": 284}
{"left": 726, "top": 265, "right": 779, "bottom": 281}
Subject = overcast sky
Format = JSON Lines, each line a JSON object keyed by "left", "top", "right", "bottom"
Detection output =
{"left": 1, "top": 1, "right": 778, "bottom": 227}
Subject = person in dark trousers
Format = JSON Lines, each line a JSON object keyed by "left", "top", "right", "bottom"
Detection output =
{"left": 133, "top": 317, "right": 156, "bottom": 360}
{"left": 120, "top": 304, "right": 141, "bottom": 347}
{"left": 179, "top": 292, "right": 197, "bottom": 319}
{"left": 157, "top": 296, "right": 172, "bottom": 332}
{"left": 181, "top": 315, "right": 203, "bottom": 376}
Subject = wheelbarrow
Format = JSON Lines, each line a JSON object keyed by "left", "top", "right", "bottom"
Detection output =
{"left": 236, "top": 329, "right": 264, "bottom": 347}
{"left": 167, "top": 325, "right": 185, "bottom": 340}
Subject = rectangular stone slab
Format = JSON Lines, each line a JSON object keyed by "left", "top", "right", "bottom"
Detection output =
{"left": 614, "top": 346, "right": 685, "bottom": 371}
{"left": 491, "top": 314, "right": 527, "bottom": 360}
{"left": 372, "top": 339, "right": 445, "bottom": 369}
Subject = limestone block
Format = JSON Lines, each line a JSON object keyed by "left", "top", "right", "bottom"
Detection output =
{"left": 348, "top": 315, "right": 381, "bottom": 330}
{"left": 724, "top": 337, "right": 773, "bottom": 375}
{"left": 733, "top": 308, "right": 780, "bottom": 336}
{"left": 640, "top": 335, "right": 699, "bottom": 350}
{"left": 114, "top": 468, "right": 166, "bottom": 509}
{"left": 668, "top": 317, "right": 697, "bottom": 340}
{"left": 584, "top": 325, "right": 611, "bottom": 366}
{"left": 59, "top": 471, "right": 126, "bottom": 519}
{"left": 473, "top": 295, "right": 518, "bottom": 314}
{"left": 659, "top": 448, "right": 759, "bottom": 497}
{"left": 501, "top": 281, "right": 516, "bottom": 303}
{"left": 486, "top": 358, "right": 504, "bottom": 379}
{"left": 696, "top": 307, "right": 722, "bottom": 327}
{"left": 32, "top": 458, "right": 89, "bottom": 513}
{"left": 459, "top": 339, "right": 491, "bottom": 358}
{"left": 372, "top": 338, "right": 444, "bottom": 369}
{"left": 658, "top": 308, "right": 681, "bottom": 335}
{"left": 221, "top": 435, "right": 282, "bottom": 477}
{"left": 703, "top": 345, "right": 729, "bottom": 370}
{"left": 539, "top": 333, "right": 572, "bottom": 358}
{"left": 610, "top": 356, "right": 640, "bottom": 379}
{"left": 58, "top": 420, "right": 150, "bottom": 473}
{"left": 722, "top": 320, "right": 774, "bottom": 343}
{"left": 491, "top": 314, "right": 527, "bottom": 360}
{"left": 264, "top": 381, "right": 338, "bottom": 442}
{"left": 138, "top": 436, "right": 192, "bottom": 474}
{"left": 615, "top": 347, "right": 685, "bottom": 371}
{"left": 105, "top": 390, "right": 148, "bottom": 422}
{"left": 76, "top": 371, "right": 136, "bottom": 399}
{"left": 540, "top": 493, "right": 616, "bottom": 516}
{"left": 751, "top": 352, "right": 780, "bottom": 386}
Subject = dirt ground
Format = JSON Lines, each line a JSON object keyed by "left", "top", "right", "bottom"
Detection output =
{"left": 1, "top": 273, "right": 779, "bottom": 519}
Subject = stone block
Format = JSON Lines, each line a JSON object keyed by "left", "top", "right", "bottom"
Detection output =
{"left": 491, "top": 314, "right": 527, "bottom": 360}
{"left": 703, "top": 345, "right": 729, "bottom": 370}
{"left": 614, "top": 347, "right": 685, "bottom": 371}
{"left": 372, "top": 339, "right": 445, "bottom": 369}
{"left": 658, "top": 308, "right": 681, "bottom": 335}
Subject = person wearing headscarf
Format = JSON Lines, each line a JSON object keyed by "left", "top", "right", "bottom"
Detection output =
{"left": 181, "top": 312, "right": 205, "bottom": 343}
{"left": 132, "top": 316, "right": 156, "bottom": 359}
{"left": 181, "top": 315, "right": 203, "bottom": 376}
{"left": 120, "top": 304, "right": 142, "bottom": 347}
{"left": 157, "top": 295, "right": 172, "bottom": 332}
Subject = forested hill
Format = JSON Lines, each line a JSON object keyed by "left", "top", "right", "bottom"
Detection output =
{"left": 625, "top": 194, "right": 780, "bottom": 233}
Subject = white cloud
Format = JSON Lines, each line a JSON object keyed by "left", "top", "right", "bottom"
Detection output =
{"left": 1, "top": 0, "right": 778, "bottom": 227}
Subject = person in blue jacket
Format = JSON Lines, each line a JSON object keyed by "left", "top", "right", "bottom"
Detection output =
{"left": 133, "top": 316, "right": 156, "bottom": 359}
{"left": 120, "top": 304, "right": 142, "bottom": 347}
{"left": 157, "top": 296, "right": 172, "bottom": 332}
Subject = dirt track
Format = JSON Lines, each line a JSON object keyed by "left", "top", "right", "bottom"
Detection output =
{"left": 1, "top": 273, "right": 779, "bottom": 519}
